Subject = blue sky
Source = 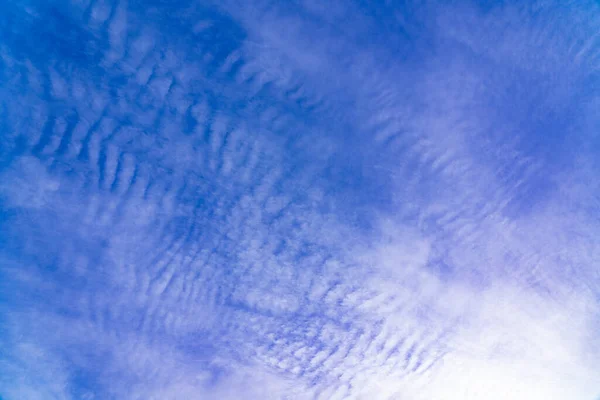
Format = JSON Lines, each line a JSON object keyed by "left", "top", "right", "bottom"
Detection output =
{"left": 0, "top": 0, "right": 599, "bottom": 399}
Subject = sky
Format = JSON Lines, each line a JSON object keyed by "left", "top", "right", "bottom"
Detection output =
{"left": 0, "top": 0, "right": 599, "bottom": 399}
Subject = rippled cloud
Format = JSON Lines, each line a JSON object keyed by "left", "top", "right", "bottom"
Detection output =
{"left": 0, "top": 1, "right": 599, "bottom": 399}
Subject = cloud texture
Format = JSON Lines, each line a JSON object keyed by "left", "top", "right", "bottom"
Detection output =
{"left": 0, "top": 1, "right": 599, "bottom": 399}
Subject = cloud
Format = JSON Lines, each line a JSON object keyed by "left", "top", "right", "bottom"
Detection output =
{"left": 0, "top": 1, "right": 599, "bottom": 399}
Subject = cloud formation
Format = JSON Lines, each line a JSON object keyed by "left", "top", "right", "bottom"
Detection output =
{"left": 0, "top": 0, "right": 599, "bottom": 399}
